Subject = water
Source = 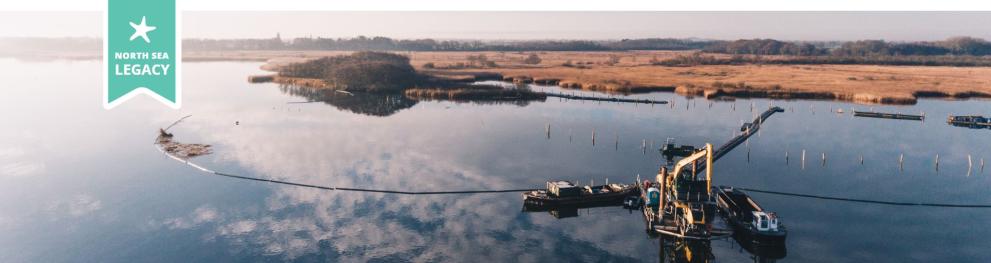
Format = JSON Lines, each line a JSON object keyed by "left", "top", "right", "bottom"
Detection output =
{"left": 1, "top": 59, "right": 990, "bottom": 262}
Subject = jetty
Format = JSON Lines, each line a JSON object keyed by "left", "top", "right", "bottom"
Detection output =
{"left": 543, "top": 92, "right": 668, "bottom": 104}
{"left": 713, "top": 106, "right": 785, "bottom": 162}
{"left": 853, "top": 110, "right": 924, "bottom": 121}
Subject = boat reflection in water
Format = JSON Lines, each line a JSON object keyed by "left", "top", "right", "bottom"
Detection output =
{"left": 521, "top": 199, "right": 630, "bottom": 219}
{"left": 523, "top": 202, "right": 786, "bottom": 261}
{"left": 659, "top": 237, "right": 713, "bottom": 263}
{"left": 731, "top": 231, "right": 787, "bottom": 263}
{"left": 655, "top": 234, "right": 785, "bottom": 263}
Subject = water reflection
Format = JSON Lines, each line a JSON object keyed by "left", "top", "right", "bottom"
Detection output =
{"left": 279, "top": 84, "right": 418, "bottom": 116}
{"left": 4, "top": 60, "right": 991, "bottom": 262}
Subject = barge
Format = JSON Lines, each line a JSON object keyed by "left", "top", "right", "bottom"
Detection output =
{"left": 853, "top": 111, "right": 924, "bottom": 121}
{"left": 522, "top": 181, "right": 638, "bottom": 207}
{"left": 715, "top": 186, "right": 787, "bottom": 245}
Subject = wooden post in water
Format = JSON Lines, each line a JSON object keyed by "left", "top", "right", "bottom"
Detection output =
{"left": 801, "top": 150, "right": 806, "bottom": 170}
{"left": 615, "top": 134, "right": 619, "bottom": 151}
{"left": 785, "top": 151, "right": 789, "bottom": 165}
{"left": 569, "top": 129, "right": 573, "bottom": 143}
{"left": 935, "top": 154, "right": 940, "bottom": 171}
{"left": 747, "top": 146, "right": 751, "bottom": 163}
{"left": 546, "top": 123, "right": 550, "bottom": 139}
{"left": 968, "top": 154, "right": 973, "bottom": 169}
{"left": 821, "top": 152, "right": 826, "bottom": 167}
{"left": 981, "top": 158, "right": 985, "bottom": 173}
{"left": 860, "top": 154, "right": 864, "bottom": 165}
{"left": 592, "top": 129, "right": 596, "bottom": 146}
{"left": 899, "top": 154, "right": 904, "bottom": 171}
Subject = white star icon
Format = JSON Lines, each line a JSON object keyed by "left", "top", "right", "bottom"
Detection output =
{"left": 129, "top": 16, "right": 156, "bottom": 43}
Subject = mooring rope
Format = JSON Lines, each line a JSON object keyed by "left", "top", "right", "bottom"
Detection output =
{"left": 163, "top": 115, "right": 193, "bottom": 131}
{"left": 738, "top": 187, "right": 991, "bottom": 208}
{"left": 157, "top": 145, "right": 536, "bottom": 195}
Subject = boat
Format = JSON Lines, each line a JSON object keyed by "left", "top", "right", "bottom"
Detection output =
{"left": 522, "top": 181, "right": 638, "bottom": 207}
{"left": 715, "top": 186, "right": 787, "bottom": 245}
{"left": 661, "top": 138, "right": 697, "bottom": 157}
{"left": 947, "top": 115, "right": 991, "bottom": 128}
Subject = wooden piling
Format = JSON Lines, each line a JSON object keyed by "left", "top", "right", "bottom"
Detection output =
{"left": 821, "top": 152, "right": 826, "bottom": 167}
{"left": 860, "top": 154, "right": 864, "bottom": 165}
{"left": 592, "top": 129, "right": 596, "bottom": 146}
{"left": 785, "top": 151, "right": 789, "bottom": 165}
{"left": 801, "top": 150, "right": 806, "bottom": 169}
{"left": 935, "top": 154, "right": 940, "bottom": 171}
{"left": 615, "top": 134, "right": 619, "bottom": 151}
{"left": 899, "top": 154, "right": 904, "bottom": 171}
{"left": 545, "top": 123, "right": 550, "bottom": 139}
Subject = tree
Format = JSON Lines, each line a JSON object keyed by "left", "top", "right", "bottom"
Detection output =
{"left": 523, "top": 53, "right": 542, "bottom": 65}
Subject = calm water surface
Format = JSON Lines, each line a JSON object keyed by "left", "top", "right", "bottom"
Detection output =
{"left": 1, "top": 60, "right": 990, "bottom": 262}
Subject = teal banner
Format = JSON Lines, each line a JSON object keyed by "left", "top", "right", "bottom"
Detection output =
{"left": 104, "top": 0, "right": 180, "bottom": 109}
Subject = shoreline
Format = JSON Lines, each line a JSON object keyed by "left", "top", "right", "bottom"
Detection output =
{"left": 17, "top": 50, "right": 989, "bottom": 105}
{"left": 232, "top": 50, "right": 991, "bottom": 105}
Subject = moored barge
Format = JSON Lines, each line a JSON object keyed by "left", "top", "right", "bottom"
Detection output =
{"left": 522, "top": 181, "right": 638, "bottom": 207}
{"left": 715, "top": 186, "right": 787, "bottom": 245}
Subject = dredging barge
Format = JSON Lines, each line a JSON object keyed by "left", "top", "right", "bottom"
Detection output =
{"left": 642, "top": 106, "right": 785, "bottom": 241}
{"left": 716, "top": 186, "right": 787, "bottom": 245}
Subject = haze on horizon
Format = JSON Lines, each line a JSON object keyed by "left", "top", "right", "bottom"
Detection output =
{"left": 1, "top": 11, "right": 990, "bottom": 42}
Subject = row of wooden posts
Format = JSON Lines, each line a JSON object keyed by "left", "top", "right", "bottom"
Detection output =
{"left": 551, "top": 91, "right": 932, "bottom": 122}
{"left": 546, "top": 123, "right": 985, "bottom": 174}
{"left": 749, "top": 146, "right": 985, "bottom": 173}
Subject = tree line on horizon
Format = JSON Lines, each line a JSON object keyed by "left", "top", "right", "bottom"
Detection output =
{"left": 181, "top": 35, "right": 991, "bottom": 57}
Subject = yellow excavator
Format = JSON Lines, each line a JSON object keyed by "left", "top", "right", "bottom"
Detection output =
{"left": 653, "top": 143, "right": 715, "bottom": 237}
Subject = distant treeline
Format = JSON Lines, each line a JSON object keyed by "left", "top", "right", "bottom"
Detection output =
{"left": 703, "top": 37, "right": 991, "bottom": 56}
{"left": 183, "top": 36, "right": 714, "bottom": 52}
{"left": 182, "top": 36, "right": 991, "bottom": 57}
{"left": 654, "top": 52, "right": 991, "bottom": 67}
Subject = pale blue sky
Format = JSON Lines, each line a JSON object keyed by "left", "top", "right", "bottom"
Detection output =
{"left": 2, "top": 11, "right": 989, "bottom": 41}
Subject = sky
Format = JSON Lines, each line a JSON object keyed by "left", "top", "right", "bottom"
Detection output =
{"left": 1, "top": 11, "right": 989, "bottom": 41}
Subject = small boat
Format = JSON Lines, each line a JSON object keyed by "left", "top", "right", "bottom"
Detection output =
{"left": 715, "top": 186, "right": 787, "bottom": 245}
{"left": 523, "top": 181, "right": 639, "bottom": 207}
{"left": 947, "top": 115, "right": 991, "bottom": 128}
{"left": 661, "top": 138, "right": 696, "bottom": 157}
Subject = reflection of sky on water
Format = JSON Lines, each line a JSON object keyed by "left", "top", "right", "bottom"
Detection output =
{"left": 1, "top": 60, "right": 990, "bottom": 262}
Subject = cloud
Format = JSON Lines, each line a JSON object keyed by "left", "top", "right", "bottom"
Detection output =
{"left": 46, "top": 194, "right": 102, "bottom": 218}
{"left": 0, "top": 147, "right": 45, "bottom": 177}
